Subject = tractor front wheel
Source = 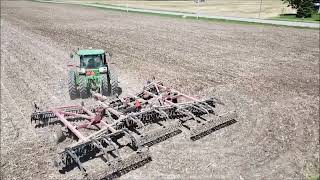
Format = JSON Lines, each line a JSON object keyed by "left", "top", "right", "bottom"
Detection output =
{"left": 79, "top": 76, "right": 90, "bottom": 99}
{"left": 68, "top": 70, "right": 79, "bottom": 100}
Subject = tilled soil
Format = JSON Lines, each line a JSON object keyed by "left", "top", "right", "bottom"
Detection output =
{"left": 1, "top": 1, "right": 319, "bottom": 179}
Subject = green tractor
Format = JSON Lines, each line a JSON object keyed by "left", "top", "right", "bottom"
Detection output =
{"left": 68, "top": 49, "right": 118, "bottom": 99}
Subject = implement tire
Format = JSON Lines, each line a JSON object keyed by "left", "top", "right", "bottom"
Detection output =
{"left": 79, "top": 75, "right": 90, "bottom": 99}
{"left": 68, "top": 70, "right": 79, "bottom": 100}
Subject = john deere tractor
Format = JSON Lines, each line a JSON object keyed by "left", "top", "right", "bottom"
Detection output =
{"left": 68, "top": 49, "right": 118, "bottom": 99}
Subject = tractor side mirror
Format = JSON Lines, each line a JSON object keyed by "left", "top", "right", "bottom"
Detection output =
{"left": 70, "top": 53, "right": 74, "bottom": 58}
{"left": 109, "top": 52, "right": 113, "bottom": 57}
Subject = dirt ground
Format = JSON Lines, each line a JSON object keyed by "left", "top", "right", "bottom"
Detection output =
{"left": 64, "top": 0, "right": 295, "bottom": 18}
{"left": 1, "top": 1, "right": 319, "bottom": 179}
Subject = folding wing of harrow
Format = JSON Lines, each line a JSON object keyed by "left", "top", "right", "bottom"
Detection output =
{"left": 31, "top": 81, "right": 237, "bottom": 178}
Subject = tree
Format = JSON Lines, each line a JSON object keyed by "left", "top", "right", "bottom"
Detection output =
{"left": 282, "top": 0, "right": 316, "bottom": 18}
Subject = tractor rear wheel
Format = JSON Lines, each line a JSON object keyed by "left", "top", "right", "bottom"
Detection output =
{"left": 101, "top": 74, "right": 109, "bottom": 96}
{"left": 101, "top": 68, "right": 118, "bottom": 96}
{"left": 68, "top": 70, "right": 79, "bottom": 100}
{"left": 107, "top": 68, "right": 118, "bottom": 96}
{"left": 79, "top": 76, "right": 90, "bottom": 99}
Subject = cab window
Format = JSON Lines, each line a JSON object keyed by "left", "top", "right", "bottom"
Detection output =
{"left": 80, "top": 54, "right": 104, "bottom": 69}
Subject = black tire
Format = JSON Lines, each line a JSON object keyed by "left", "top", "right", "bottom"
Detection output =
{"left": 101, "top": 74, "right": 109, "bottom": 96}
{"left": 79, "top": 75, "right": 90, "bottom": 99}
{"left": 54, "top": 128, "right": 66, "bottom": 144}
{"left": 101, "top": 68, "right": 118, "bottom": 96}
{"left": 68, "top": 70, "right": 79, "bottom": 100}
{"left": 49, "top": 127, "right": 66, "bottom": 145}
{"left": 107, "top": 68, "right": 118, "bottom": 96}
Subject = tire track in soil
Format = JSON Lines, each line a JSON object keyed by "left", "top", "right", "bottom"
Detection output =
{"left": 0, "top": 20, "right": 82, "bottom": 180}
{"left": 4, "top": 7, "right": 238, "bottom": 91}
{"left": 1, "top": 83, "right": 22, "bottom": 141}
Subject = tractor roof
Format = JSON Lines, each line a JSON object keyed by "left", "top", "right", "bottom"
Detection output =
{"left": 77, "top": 49, "right": 105, "bottom": 56}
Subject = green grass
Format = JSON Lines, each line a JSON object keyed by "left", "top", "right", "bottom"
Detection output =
{"left": 270, "top": 13, "right": 320, "bottom": 22}
{"left": 308, "top": 175, "right": 320, "bottom": 180}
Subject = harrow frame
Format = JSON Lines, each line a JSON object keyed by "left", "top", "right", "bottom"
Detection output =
{"left": 31, "top": 81, "right": 237, "bottom": 178}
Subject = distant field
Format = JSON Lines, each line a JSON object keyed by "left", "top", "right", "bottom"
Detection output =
{"left": 61, "top": 0, "right": 295, "bottom": 18}
{"left": 270, "top": 13, "right": 320, "bottom": 22}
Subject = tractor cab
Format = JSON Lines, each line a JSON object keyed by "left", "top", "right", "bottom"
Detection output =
{"left": 76, "top": 49, "right": 110, "bottom": 69}
{"left": 80, "top": 54, "right": 103, "bottom": 69}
